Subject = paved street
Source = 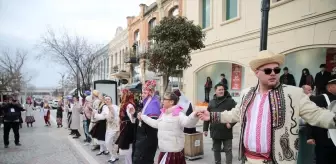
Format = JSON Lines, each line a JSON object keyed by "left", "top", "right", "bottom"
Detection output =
{"left": 1, "top": 110, "right": 242, "bottom": 164}
{"left": 0, "top": 111, "right": 87, "bottom": 164}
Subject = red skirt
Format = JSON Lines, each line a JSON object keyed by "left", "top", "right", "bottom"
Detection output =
{"left": 158, "top": 150, "right": 186, "bottom": 164}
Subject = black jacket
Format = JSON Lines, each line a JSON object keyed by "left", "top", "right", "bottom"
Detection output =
{"left": 0, "top": 103, "right": 24, "bottom": 122}
{"left": 203, "top": 91, "right": 237, "bottom": 140}
{"left": 280, "top": 73, "right": 296, "bottom": 86}
{"left": 315, "top": 71, "right": 332, "bottom": 93}
{"left": 184, "top": 103, "right": 197, "bottom": 134}
{"left": 306, "top": 92, "right": 336, "bottom": 147}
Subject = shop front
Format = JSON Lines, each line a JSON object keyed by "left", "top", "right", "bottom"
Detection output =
{"left": 195, "top": 62, "right": 246, "bottom": 103}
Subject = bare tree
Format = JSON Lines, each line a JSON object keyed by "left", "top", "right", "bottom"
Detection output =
{"left": 0, "top": 49, "right": 28, "bottom": 94}
{"left": 38, "top": 28, "right": 102, "bottom": 97}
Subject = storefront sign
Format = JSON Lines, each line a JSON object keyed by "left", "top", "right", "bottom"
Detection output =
{"left": 231, "top": 64, "right": 242, "bottom": 90}
{"left": 326, "top": 48, "right": 336, "bottom": 75}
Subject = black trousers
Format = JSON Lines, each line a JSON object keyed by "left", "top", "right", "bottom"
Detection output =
{"left": 315, "top": 145, "right": 336, "bottom": 164}
{"left": 3, "top": 122, "right": 20, "bottom": 145}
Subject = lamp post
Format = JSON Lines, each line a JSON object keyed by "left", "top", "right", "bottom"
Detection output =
{"left": 59, "top": 72, "right": 65, "bottom": 105}
{"left": 260, "top": 0, "right": 270, "bottom": 51}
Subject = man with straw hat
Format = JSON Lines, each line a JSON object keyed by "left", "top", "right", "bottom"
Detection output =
{"left": 198, "top": 50, "right": 336, "bottom": 164}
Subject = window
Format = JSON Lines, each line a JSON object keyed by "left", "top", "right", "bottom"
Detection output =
{"left": 202, "top": 0, "right": 210, "bottom": 28}
{"left": 223, "top": 0, "right": 238, "bottom": 21}
{"left": 148, "top": 18, "right": 156, "bottom": 35}
{"left": 169, "top": 7, "right": 179, "bottom": 17}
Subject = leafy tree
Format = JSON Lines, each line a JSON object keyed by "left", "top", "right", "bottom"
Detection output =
{"left": 143, "top": 16, "right": 205, "bottom": 91}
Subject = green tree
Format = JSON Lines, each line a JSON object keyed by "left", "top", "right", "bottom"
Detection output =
{"left": 144, "top": 16, "right": 205, "bottom": 91}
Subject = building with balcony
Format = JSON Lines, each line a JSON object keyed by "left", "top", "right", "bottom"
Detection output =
{"left": 92, "top": 44, "right": 110, "bottom": 83}
{"left": 109, "top": 27, "right": 130, "bottom": 83}
{"left": 126, "top": 0, "right": 183, "bottom": 93}
{"left": 183, "top": 0, "right": 336, "bottom": 103}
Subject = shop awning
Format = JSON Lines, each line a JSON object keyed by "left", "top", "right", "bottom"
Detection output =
{"left": 125, "top": 81, "right": 142, "bottom": 93}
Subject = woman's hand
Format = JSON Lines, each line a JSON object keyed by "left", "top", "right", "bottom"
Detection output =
{"left": 137, "top": 112, "right": 142, "bottom": 121}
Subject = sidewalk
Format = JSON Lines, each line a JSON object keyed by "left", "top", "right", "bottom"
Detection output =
{"left": 50, "top": 110, "right": 241, "bottom": 164}
{"left": 0, "top": 111, "right": 87, "bottom": 164}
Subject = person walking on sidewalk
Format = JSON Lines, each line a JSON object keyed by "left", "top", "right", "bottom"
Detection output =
{"left": 203, "top": 83, "right": 237, "bottom": 164}
{"left": 24, "top": 97, "right": 35, "bottom": 127}
{"left": 1, "top": 96, "right": 25, "bottom": 148}
{"left": 56, "top": 100, "right": 63, "bottom": 128}
{"left": 70, "top": 96, "right": 82, "bottom": 138}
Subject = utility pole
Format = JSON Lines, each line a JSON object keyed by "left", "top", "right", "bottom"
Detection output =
{"left": 59, "top": 72, "right": 65, "bottom": 105}
{"left": 260, "top": 0, "right": 270, "bottom": 51}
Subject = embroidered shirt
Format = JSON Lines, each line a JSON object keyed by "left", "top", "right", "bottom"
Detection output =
{"left": 244, "top": 91, "right": 272, "bottom": 158}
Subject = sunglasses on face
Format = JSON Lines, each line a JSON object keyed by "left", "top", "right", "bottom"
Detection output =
{"left": 260, "top": 67, "right": 281, "bottom": 75}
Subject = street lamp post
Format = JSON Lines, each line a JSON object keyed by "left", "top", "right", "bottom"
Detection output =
{"left": 260, "top": 0, "right": 270, "bottom": 51}
{"left": 59, "top": 72, "right": 65, "bottom": 105}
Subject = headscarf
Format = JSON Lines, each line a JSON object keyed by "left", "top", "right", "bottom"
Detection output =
{"left": 174, "top": 89, "right": 192, "bottom": 113}
{"left": 143, "top": 80, "right": 157, "bottom": 93}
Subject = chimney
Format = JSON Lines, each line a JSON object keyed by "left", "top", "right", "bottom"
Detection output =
{"left": 126, "top": 16, "right": 135, "bottom": 26}
{"left": 139, "top": 3, "right": 146, "bottom": 16}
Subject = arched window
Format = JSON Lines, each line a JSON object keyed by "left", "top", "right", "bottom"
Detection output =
{"left": 148, "top": 18, "right": 156, "bottom": 35}
{"left": 169, "top": 6, "right": 179, "bottom": 17}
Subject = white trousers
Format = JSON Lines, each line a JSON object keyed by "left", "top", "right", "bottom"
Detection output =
{"left": 98, "top": 140, "right": 107, "bottom": 152}
{"left": 105, "top": 129, "right": 119, "bottom": 159}
{"left": 119, "top": 144, "right": 133, "bottom": 164}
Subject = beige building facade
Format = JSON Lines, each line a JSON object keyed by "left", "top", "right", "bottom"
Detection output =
{"left": 108, "top": 27, "right": 130, "bottom": 83}
{"left": 182, "top": 0, "right": 336, "bottom": 103}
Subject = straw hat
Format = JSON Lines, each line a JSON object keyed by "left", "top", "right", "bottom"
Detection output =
{"left": 249, "top": 50, "right": 285, "bottom": 71}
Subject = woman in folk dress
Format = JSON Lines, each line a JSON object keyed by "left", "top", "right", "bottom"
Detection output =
{"left": 115, "top": 89, "right": 136, "bottom": 164}
{"left": 25, "top": 97, "right": 35, "bottom": 127}
{"left": 90, "top": 94, "right": 110, "bottom": 156}
{"left": 43, "top": 104, "right": 51, "bottom": 126}
{"left": 56, "top": 100, "right": 63, "bottom": 128}
{"left": 135, "top": 92, "right": 199, "bottom": 164}
{"left": 105, "top": 96, "right": 120, "bottom": 163}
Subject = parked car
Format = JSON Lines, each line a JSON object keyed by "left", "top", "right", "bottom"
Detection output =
{"left": 51, "top": 100, "right": 59, "bottom": 109}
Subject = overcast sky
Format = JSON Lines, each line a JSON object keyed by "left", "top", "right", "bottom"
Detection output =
{"left": 0, "top": 0, "right": 153, "bottom": 88}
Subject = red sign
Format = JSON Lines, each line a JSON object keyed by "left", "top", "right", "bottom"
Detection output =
{"left": 326, "top": 48, "right": 336, "bottom": 75}
{"left": 231, "top": 64, "right": 242, "bottom": 90}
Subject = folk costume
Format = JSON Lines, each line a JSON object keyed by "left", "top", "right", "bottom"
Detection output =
{"left": 141, "top": 105, "right": 199, "bottom": 164}
{"left": 207, "top": 50, "right": 336, "bottom": 164}
{"left": 133, "top": 80, "right": 161, "bottom": 164}
{"left": 43, "top": 104, "right": 51, "bottom": 126}
{"left": 90, "top": 90, "right": 101, "bottom": 150}
{"left": 116, "top": 89, "right": 136, "bottom": 164}
{"left": 56, "top": 102, "right": 63, "bottom": 127}
{"left": 24, "top": 97, "right": 35, "bottom": 127}
{"left": 90, "top": 100, "right": 109, "bottom": 155}
{"left": 105, "top": 99, "right": 120, "bottom": 163}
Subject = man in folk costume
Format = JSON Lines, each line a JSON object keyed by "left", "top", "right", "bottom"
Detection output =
{"left": 133, "top": 80, "right": 161, "bottom": 164}
{"left": 198, "top": 50, "right": 336, "bottom": 164}
{"left": 90, "top": 90, "right": 101, "bottom": 151}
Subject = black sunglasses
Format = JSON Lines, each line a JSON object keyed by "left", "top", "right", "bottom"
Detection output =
{"left": 260, "top": 67, "right": 281, "bottom": 75}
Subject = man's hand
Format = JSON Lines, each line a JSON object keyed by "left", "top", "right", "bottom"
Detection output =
{"left": 137, "top": 112, "right": 142, "bottom": 121}
{"left": 197, "top": 110, "right": 210, "bottom": 121}
{"left": 307, "top": 139, "right": 315, "bottom": 145}
{"left": 203, "top": 131, "right": 208, "bottom": 137}
{"left": 226, "top": 123, "right": 231, "bottom": 129}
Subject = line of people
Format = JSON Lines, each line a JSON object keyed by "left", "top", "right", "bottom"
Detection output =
{"left": 61, "top": 80, "right": 199, "bottom": 164}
